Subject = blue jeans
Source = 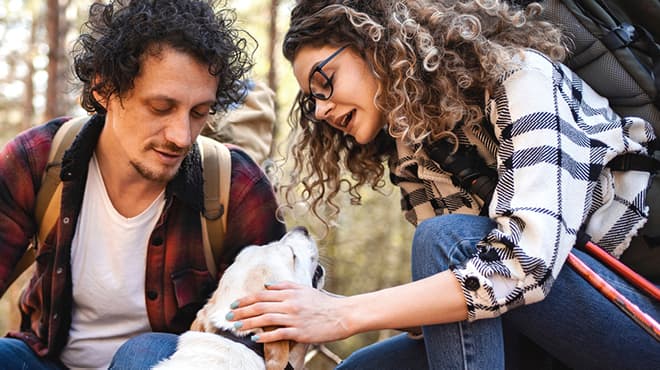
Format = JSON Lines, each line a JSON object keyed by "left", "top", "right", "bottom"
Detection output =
{"left": 338, "top": 214, "right": 660, "bottom": 370}
{"left": 0, "top": 334, "right": 178, "bottom": 370}
{"left": 108, "top": 332, "right": 178, "bottom": 369}
{"left": 0, "top": 338, "right": 65, "bottom": 370}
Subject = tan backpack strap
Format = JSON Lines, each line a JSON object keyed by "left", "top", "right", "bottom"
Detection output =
{"left": 198, "top": 135, "right": 232, "bottom": 278}
{"left": 7, "top": 116, "right": 87, "bottom": 288}
{"left": 36, "top": 117, "right": 86, "bottom": 244}
{"left": 218, "top": 146, "right": 231, "bottom": 232}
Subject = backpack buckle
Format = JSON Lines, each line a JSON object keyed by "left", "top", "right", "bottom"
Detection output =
{"left": 203, "top": 204, "right": 224, "bottom": 220}
{"left": 601, "top": 23, "right": 637, "bottom": 50}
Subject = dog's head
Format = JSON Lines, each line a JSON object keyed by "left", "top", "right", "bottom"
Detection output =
{"left": 191, "top": 226, "right": 324, "bottom": 370}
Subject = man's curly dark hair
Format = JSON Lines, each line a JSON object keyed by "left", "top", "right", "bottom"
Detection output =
{"left": 72, "top": 0, "right": 254, "bottom": 115}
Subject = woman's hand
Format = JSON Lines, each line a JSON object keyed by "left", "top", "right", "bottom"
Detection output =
{"left": 227, "top": 271, "right": 468, "bottom": 344}
{"left": 226, "top": 281, "right": 353, "bottom": 344}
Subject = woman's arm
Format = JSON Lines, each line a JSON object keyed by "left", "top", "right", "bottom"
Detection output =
{"left": 226, "top": 270, "right": 467, "bottom": 344}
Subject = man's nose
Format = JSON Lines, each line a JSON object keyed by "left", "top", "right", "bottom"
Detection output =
{"left": 164, "top": 114, "right": 193, "bottom": 149}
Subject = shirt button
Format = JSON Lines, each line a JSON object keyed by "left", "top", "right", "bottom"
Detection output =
{"left": 151, "top": 236, "right": 164, "bottom": 246}
{"left": 479, "top": 249, "right": 499, "bottom": 262}
{"left": 63, "top": 217, "right": 70, "bottom": 224}
{"left": 53, "top": 313, "right": 59, "bottom": 320}
{"left": 465, "top": 276, "right": 481, "bottom": 291}
{"left": 147, "top": 291, "right": 158, "bottom": 300}
{"left": 56, "top": 267, "right": 63, "bottom": 274}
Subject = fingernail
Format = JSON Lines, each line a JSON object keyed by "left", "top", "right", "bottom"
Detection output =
{"left": 225, "top": 311, "right": 234, "bottom": 320}
{"left": 233, "top": 321, "right": 243, "bottom": 329}
{"left": 251, "top": 334, "right": 259, "bottom": 342}
{"left": 230, "top": 300, "right": 239, "bottom": 309}
{"left": 264, "top": 281, "right": 276, "bottom": 288}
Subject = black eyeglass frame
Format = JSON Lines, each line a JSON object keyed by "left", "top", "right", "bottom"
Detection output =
{"left": 300, "top": 45, "right": 348, "bottom": 120}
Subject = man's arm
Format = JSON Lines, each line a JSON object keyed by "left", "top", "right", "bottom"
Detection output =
{"left": 0, "top": 122, "right": 61, "bottom": 293}
{"left": 220, "top": 146, "right": 286, "bottom": 268}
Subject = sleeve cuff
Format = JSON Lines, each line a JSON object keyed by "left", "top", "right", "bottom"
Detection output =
{"left": 451, "top": 264, "right": 503, "bottom": 322}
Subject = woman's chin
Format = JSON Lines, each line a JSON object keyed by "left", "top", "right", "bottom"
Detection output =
{"left": 352, "top": 135, "right": 369, "bottom": 145}
{"left": 352, "top": 131, "right": 379, "bottom": 145}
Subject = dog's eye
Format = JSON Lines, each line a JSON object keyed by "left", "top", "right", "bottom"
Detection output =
{"left": 287, "top": 245, "right": 297, "bottom": 265}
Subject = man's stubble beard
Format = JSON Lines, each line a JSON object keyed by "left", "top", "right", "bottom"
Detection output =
{"left": 130, "top": 160, "right": 178, "bottom": 183}
{"left": 130, "top": 142, "right": 191, "bottom": 183}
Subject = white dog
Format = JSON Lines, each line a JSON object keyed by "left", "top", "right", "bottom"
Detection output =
{"left": 153, "top": 227, "right": 324, "bottom": 370}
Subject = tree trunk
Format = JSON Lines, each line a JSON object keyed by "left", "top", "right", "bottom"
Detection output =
{"left": 45, "top": 0, "right": 60, "bottom": 120}
{"left": 22, "top": 17, "right": 38, "bottom": 130}
{"left": 267, "top": 0, "right": 279, "bottom": 158}
{"left": 59, "top": 0, "right": 76, "bottom": 115}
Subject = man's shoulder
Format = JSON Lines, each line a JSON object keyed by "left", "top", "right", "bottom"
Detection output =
{"left": 226, "top": 144, "right": 269, "bottom": 183}
{"left": 2, "top": 117, "right": 70, "bottom": 169}
{"left": 14, "top": 117, "right": 68, "bottom": 147}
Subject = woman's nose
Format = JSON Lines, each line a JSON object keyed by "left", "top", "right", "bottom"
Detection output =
{"left": 314, "top": 99, "right": 335, "bottom": 120}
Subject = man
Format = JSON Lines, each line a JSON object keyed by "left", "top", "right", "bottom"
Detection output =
{"left": 0, "top": 1, "right": 285, "bottom": 369}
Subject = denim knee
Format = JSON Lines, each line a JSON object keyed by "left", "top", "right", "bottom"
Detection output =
{"left": 411, "top": 214, "right": 493, "bottom": 281}
{"left": 0, "top": 338, "right": 64, "bottom": 370}
{"left": 113, "top": 332, "right": 167, "bottom": 354}
{"left": 336, "top": 333, "right": 428, "bottom": 370}
{"left": 109, "top": 332, "right": 178, "bottom": 369}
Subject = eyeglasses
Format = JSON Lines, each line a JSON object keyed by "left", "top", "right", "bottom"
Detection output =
{"left": 300, "top": 46, "right": 348, "bottom": 121}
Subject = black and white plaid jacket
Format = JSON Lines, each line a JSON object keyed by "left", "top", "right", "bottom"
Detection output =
{"left": 390, "top": 50, "right": 655, "bottom": 321}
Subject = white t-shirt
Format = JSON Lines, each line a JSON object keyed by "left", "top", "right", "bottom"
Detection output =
{"left": 60, "top": 155, "right": 165, "bottom": 369}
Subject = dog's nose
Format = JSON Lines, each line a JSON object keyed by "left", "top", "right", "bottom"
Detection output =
{"left": 292, "top": 226, "right": 309, "bottom": 236}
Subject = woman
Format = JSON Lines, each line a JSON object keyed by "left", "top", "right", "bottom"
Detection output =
{"left": 228, "top": 0, "right": 660, "bottom": 368}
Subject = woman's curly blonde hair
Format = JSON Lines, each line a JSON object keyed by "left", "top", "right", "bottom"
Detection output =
{"left": 281, "top": 0, "right": 568, "bottom": 228}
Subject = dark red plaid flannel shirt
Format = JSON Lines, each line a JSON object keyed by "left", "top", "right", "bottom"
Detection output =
{"left": 0, "top": 115, "right": 285, "bottom": 358}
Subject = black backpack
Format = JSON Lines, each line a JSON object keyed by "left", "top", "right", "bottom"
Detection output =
{"left": 537, "top": 0, "right": 660, "bottom": 129}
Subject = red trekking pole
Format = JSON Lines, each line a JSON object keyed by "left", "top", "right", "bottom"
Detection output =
{"left": 567, "top": 248, "right": 660, "bottom": 342}
{"left": 581, "top": 240, "right": 660, "bottom": 301}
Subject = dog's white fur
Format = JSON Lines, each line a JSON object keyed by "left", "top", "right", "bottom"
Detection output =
{"left": 153, "top": 227, "right": 323, "bottom": 370}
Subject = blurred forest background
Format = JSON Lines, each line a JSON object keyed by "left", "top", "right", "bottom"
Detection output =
{"left": 0, "top": 0, "right": 415, "bottom": 368}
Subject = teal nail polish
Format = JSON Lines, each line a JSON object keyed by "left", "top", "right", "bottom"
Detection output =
{"left": 233, "top": 321, "right": 243, "bottom": 329}
{"left": 251, "top": 334, "right": 259, "bottom": 342}
{"left": 230, "top": 301, "right": 239, "bottom": 309}
{"left": 225, "top": 311, "right": 234, "bottom": 320}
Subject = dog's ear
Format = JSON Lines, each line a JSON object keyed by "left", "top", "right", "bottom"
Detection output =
{"left": 288, "top": 342, "right": 310, "bottom": 370}
{"left": 264, "top": 341, "right": 291, "bottom": 370}
{"left": 263, "top": 326, "right": 291, "bottom": 370}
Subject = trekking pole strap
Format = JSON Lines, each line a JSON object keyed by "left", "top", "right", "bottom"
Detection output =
{"left": 606, "top": 152, "right": 660, "bottom": 172}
